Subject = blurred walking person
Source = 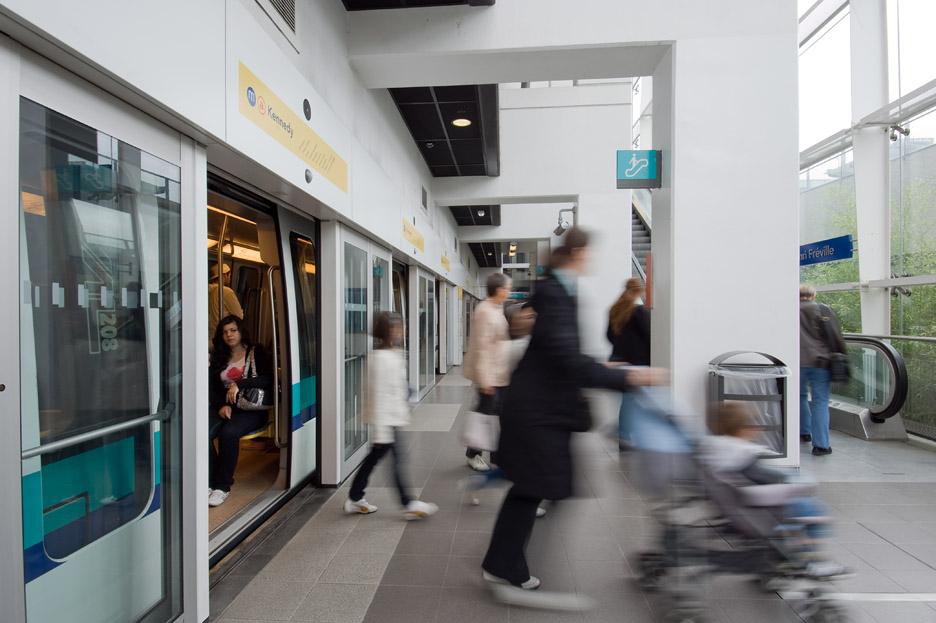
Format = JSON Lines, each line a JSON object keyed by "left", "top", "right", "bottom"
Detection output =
{"left": 481, "top": 227, "right": 667, "bottom": 592}
{"left": 344, "top": 312, "right": 438, "bottom": 520}
{"left": 462, "top": 273, "right": 513, "bottom": 471}
{"left": 607, "top": 278, "right": 651, "bottom": 450}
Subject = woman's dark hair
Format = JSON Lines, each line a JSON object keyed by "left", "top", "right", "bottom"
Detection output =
{"left": 210, "top": 314, "right": 253, "bottom": 368}
{"left": 548, "top": 226, "right": 591, "bottom": 271}
{"left": 374, "top": 311, "right": 403, "bottom": 349}
{"left": 609, "top": 278, "right": 646, "bottom": 335}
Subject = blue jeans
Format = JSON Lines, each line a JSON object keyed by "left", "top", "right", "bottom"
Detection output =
{"left": 800, "top": 367, "right": 831, "bottom": 450}
{"left": 787, "top": 497, "right": 830, "bottom": 542}
{"left": 618, "top": 391, "right": 637, "bottom": 443}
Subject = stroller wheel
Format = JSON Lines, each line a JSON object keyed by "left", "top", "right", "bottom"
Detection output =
{"left": 635, "top": 552, "right": 669, "bottom": 591}
{"left": 662, "top": 607, "right": 709, "bottom": 623}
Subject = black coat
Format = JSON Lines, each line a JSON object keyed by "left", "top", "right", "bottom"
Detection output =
{"left": 209, "top": 345, "right": 274, "bottom": 412}
{"left": 607, "top": 305, "right": 651, "bottom": 365}
{"left": 499, "top": 275, "right": 633, "bottom": 500}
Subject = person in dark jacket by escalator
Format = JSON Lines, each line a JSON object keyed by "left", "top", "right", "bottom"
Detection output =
{"left": 799, "top": 285, "right": 847, "bottom": 456}
{"left": 607, "top": 278, "right": 651, "bottom": 449}
{"left": 481, "top": 227, "right": 668, "bottom": 592}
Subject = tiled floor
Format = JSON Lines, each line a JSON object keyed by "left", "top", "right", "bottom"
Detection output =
{"left": 210, "top": 370, "right": 936, "bottom": 622}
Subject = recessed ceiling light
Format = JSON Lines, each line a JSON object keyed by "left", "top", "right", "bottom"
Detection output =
{"left": 426, "top": 142, "right": 435, "bottom": 148}
{"left": 487, "top": 252, "right": 493, "bottom": 256}
{"left": 477, "top": 209, "right": 485, "bottom": 217}
{"left": 452, "top": 118, "right": 472, "bottom": 127}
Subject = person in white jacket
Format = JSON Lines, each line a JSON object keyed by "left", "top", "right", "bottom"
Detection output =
{"left": 345, "top": 312, "right": 438, "bottom": 520}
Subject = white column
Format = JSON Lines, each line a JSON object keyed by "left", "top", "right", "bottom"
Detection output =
{"left": 319, "top": 220, "right": 342, "bottom": 485}
{"left": 577, "top": 192, "right": 632, "bottom": 359}
{"left": 850, "top": 0, "right": 890, "bottom": 335}
{"left": 652, "top": 26, "right": 801, "bottom": 465}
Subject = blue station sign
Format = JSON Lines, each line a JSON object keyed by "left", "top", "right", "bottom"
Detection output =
{"left": 799, "top": 235, "right": 854, "bottom": 266}
{"left": 616, "top": 150, "right": 662, "bottom": 189}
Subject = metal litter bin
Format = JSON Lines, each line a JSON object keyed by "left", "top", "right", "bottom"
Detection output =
{"left": 708, "top": 351, "right": 790, "bottom": 458}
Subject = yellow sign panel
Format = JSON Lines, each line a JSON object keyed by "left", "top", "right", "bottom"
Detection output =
{"left": 238, "top": 62, "right": 348, "bottom": 193}
{"left": 402, "top": 219, "right": 424, "bottom": 252}
{"left": 458, "top": 286, "right": 463, "bottom": 300}
{"left": 441, "top": 255, "right": 450, "bottom": 272}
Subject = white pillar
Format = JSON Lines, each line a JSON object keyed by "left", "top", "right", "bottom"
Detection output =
{"left": 850, "top": 0, "right": 890, "bottom": 335}
{"left": 577, "top": 192, "right": 632, "bottom": 359}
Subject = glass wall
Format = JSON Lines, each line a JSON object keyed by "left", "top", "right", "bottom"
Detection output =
{"left": 887, "top": 0, "right": 936, "bottom": 100}
{"left": 343, "top": 242, "right": 367, "bottom": 460}
{"left": 799, "top": 7, "right": 851, "bottom": 149}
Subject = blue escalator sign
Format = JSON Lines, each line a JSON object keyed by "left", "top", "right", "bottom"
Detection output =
{"left": 799, "top": 235, "right": 854, "bottom": 266}
{"left": 616, "top": 150, "right": 661, "bottom": 189}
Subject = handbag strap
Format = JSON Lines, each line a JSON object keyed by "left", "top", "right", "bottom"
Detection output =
{"left": 245, "top": 347, "right": 258, "bottom": 378}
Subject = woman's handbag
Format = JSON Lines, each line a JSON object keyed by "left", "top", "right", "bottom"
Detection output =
{"left": 458, "top": 411, "right": 500, "bottom": 452}
{"left": 236, "top": 348, "right": 271, "bottom": 411}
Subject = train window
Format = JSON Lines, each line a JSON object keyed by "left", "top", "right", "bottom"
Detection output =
{"left": 290, "top": 234, "right": 318, "bottom": 427}
{"left": 18, "top": 94, "right": 183, "bottom": 619}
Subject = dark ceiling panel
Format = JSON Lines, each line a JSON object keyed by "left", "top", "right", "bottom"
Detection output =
{"left": 431, "top": 165, "right": 459, "bottom": 177}
{"left": 389, "top": 87, "right": 434, "bottom": 104}
{"left": 451, "top": 139, "right": 484, "bottom": 165}
{"left": 389, "top": 85, "right": 498, "bottom": 177}
{"left": 434, "top": 85, "right": 477, "bottom": 102}
{"left": 418, "top": 141, "right": 455, "bottom": 167}
{"left": 344, "top": 0, "right": 492, "bottom": 9}
{"left": 398, "top": 104, "right": 446, "bottom": 140}
{"left": 448, "top": 204, "right": 499, "bottom": 227}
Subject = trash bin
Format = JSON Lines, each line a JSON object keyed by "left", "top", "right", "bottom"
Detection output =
{"left": 708, "top": 351, "right": 790, "bottom": 457}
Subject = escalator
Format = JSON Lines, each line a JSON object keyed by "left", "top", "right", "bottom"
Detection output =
{"left": 828, "top": 335, "right": 909, "bottom": 440}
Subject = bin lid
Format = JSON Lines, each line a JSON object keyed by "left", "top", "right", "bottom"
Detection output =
{"left": 709, "top": 351, "right": 790, "bottom": 378}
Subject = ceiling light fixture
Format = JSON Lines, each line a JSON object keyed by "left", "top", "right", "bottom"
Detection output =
{"left": 509, "top": 242, "right": 517, "bottom": 251}
{"left": 487, "top": 251, "right": 493, "bottom": 255}
{"left": 477, "top": 209, "right": 485, "bottom": 217}
{"left": 452, "top": 118, "right": 472, "bottom": 127}
{"left": 426, "top": 142, "right": 435, "bottom": 148}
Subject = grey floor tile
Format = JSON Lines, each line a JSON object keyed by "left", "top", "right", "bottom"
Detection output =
{"left": 337, "top": 525, "right": 405, "bottom": 555}
{"left": 362, "top": 585, "right": 442, "bottom": 623}
{"left": 508, "top": 607, "right": 585, "bottom": 623}
{"left": 864, "top": 522, "right": 936, "bottom": 544}
{"left": 289, "top": 583, "right": 378, "bottom": 623}
{"left": 858, "top": 601, "right": 936, "bottom": 622}
{"left": 434, "top": 586, "right": 509, "bottom": 623}
{"left": 256, "top": 546, "right": 334, "bottom": 582}
{"left": 222, "top": 580, "right": 315, "bottom": 621}
{"left": 319, "top": 553, "right": 392, "bottom": 584}
{"left": 906, "top": 543, "right": 936, "bottom": 567}
{"left": 209, "top": 578, "right": 249, "bottom": 621}
{"left": 606, "top": 516, "right": 661, "bottom": 541}
{"left": 444, "top": 556, "right": 484, "bottom": 587}
{"left": 456, "top": 510, "right": 497, "bottom": 532}
{"left": 228, "top": 553, "right": 273, "bottom": 577}
{"left": 715, "top": 598, "right": 802, "bottom": 623}
{"left": 381, "top": 554, "right": 449, "bottom": 587}
{"left": 830, "top": 567, "right": 906, "bottom": 593}
{"left": 568, "top": 559, "right": 643, "bottom": 595}
{"left": 829, "top": 522, "right": 890, "bottom": 544}
{"left": 560, "top": 532, "right": 625, "bottom": 562}
{"left": 832, "top": 504, "right": 908, "bottom": 523}
{"left": 582, "top": 591, "right": 655, "bottom": 623}
{"left": 404, "top": 510, "right": 460, "bottom": 532}
{"left": 888, "top": 505, "right": 936, "bottom": 523}
{"left": 595, "top": 497, "right": 652, "bottom": 517}
{"left": 883, "top": 567, "right": 936, "bottom": 591}
{"left": 843, "top": 542, "right": 934, "bottom": 571}
{"left": 452, "top": 531, "right": 492, "bottom": 557}
{"left": 395, "top": 530, "right": 455, "bottom": 556}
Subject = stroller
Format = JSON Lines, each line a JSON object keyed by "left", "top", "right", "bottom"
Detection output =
{"left": 625, "top": 387, "right": 848, "bottom": 623}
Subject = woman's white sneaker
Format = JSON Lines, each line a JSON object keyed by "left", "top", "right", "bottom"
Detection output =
{"left": 403, "top": 500, "right": 439, "bottom": 520}
{"left": 482, "top": 569, "right": 541, "bottom": 590}
{"left": 344, "top": 498, "right": 378, "bottom": 514}
{"left": 208, "top": 489, "right": 229, "bottom": 507}
{"left": 467, "top": 455, "right": 490, "bottom": 471}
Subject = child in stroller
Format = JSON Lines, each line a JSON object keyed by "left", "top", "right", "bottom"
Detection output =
{"left": 631, "top": 393, "right": 850, "bottom": 623}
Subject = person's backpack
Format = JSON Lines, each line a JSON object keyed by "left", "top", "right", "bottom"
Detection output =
{"left": 817, "top": 304, "right": 850, "bottom": 383}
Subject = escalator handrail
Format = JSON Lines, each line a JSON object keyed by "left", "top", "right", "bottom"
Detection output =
{"left": 841, "top": 334, "right": 909, "bottom": 423}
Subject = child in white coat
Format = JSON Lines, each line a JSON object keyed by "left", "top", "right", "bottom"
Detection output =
{"left": 345, "top": 312, "right": 438, "bottom": 520}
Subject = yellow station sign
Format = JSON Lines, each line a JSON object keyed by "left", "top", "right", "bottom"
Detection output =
{"left": 239, "top": 62, "right": 348, "bottom": 193}
{"left": 402, "top": 219, "right": 424, "bottom": 252}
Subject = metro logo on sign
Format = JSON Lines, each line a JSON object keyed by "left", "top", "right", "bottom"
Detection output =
{"left": 616, "top": 150, "right": 662, "bottom": 189}
{"left": 246, "top": 87, "right": 257, "bottom": 107}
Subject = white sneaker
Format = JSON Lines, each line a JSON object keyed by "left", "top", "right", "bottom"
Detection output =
{"left": 536, "top": 506, "right": 547, "bottom": 518}
{"left": 467, "top": 455, "right": 490, "bottom": 472}
{"left": 403, "top": 500, "right": 439, "bottom": 520}
{"left": 344, "top": 498, "right": 378, "bottom": 514}
{"left": 208, "top": 489, "right": 229, "bottom": 507}
{"left": 482, "top": 569, "right": 541, "bottom": 590}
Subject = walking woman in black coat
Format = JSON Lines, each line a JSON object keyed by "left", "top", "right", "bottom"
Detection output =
{"left": 481, "top": 227, "right": 667, "bottom": 590}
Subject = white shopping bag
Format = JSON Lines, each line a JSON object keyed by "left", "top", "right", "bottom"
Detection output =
{"left": 458, "top": 411, "right": 500, "bottom": 452}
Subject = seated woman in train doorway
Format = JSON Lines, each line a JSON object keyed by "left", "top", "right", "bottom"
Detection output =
{"left": 208, "top": 314, "right": 274, "bottom": 507}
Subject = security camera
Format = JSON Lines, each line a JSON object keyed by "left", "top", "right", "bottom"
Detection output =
{"left": 554, "top": 221, "right": 570, "bottom": 236}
